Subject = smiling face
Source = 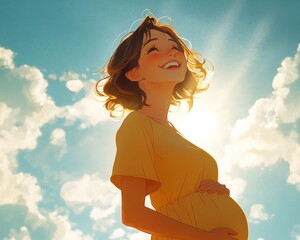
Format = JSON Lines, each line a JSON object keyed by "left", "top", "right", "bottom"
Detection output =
{"left": 136, "top": 29, "right": 188, "bottom": 85}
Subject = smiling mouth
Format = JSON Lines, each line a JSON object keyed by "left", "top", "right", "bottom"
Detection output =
{"left": 160, "top": 61, "right": 181, "bottom": 69}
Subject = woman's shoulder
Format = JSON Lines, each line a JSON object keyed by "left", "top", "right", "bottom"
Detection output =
{"left": 116, "top": 111, "right": 154, "bottom": 141}
{"left": 123, "top": 110, "right": 144, "bottom": 123}
{"left": 119, "top": 110, "right": 150, "bottom": 130}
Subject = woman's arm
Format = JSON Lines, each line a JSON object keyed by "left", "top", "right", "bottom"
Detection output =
{"left": 121, "top": 176, "right": 210, "bottom": 240}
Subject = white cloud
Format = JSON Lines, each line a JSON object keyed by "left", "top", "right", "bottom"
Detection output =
{"left": 290, "top": 224, "right": 300, "bottom": 240}
{"left": 62, "top": 95, "right": 104, "bottom": 128}
{"left": 109, "top": 228, "right": 126, "bottom": 239}
{"left": 218, "top": 174, "right": 247, "bottom": 201}
{"left": 2, "top": 48, "right": 108, "bottom": 133}
{"left": 221, "top": 43, "right": 300, "bottom": 191}
{"left": 0, "top": 103, "right": 60, "bottom": 154}
{"left": 0, "top": 46, "right": 110, "bottom": 222}
{"left": 0, "top": 102, "right": 19, "bottom": 129}
{"left": 61, "top": 80, "right": 111, "bottom": 129}
{"left": 90, "top": 206, "right": 115, "bottom": 220}
{"left": 48, "top": 211, "right": 93, "bottom": 240}
{"left": 14, "top": 65, "right": 55, "bottom": 106}
{"left": 48, "top": 73, "right": 57, "bottom": 80}
{"left": 0, "top": 47, "right": 62, "bottom": 221}
{"left": 50, "top": 128, "right": 67, "bottom": 158}
{"left": 287, "top": 146, "right": 300, "bottom": 188}
{"left": 0, "top": 48, "right": 61, "bottom": 156}
{"left": 60, "top": 174, "right": 120, "bottom": 232}
{"left": 0, "top": 153, "right": 43, "bottom": 217}
{"left": 60, "top": 174, "right": 117, "bottom": 204}
{"left": 127, "top": 231, "right": 150, "bottom": 240}
{"left": 0, "top": 47, "right": 109, "bottom": 168}
{"left": 4, "top": 226, "right": 31, "bottom": 240}
{"left": 0, "top": 45, "right": 113, "bottom": 239}
{"left": 249, "top": 204, "right": 274, "bottom": 224}
{"left": 0, "top": 47, "right": 15, "bottom": 69}
{"left": 0, "top": 205, "right": 50, "bottom": 239}
{"left": 50, "top": 128, "right": 66, "bottom": 147}
{"left": 66, "top": 79, "right": 84, "bottom": 92}
{"left": 59, "top": 71, "right": 81, "bottom": 81}
{"left": 257, "top": 238, "right": 264, "bottom": 240}
{"left": 0, "top": 204, "right": 94, "bottom": 240}
{"left": 92, "top": 217, "right": 116, "bottom": 232}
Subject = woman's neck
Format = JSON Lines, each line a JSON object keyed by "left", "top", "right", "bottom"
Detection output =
{"left": 137, "top": 81, "right": 175, "bottom": 123}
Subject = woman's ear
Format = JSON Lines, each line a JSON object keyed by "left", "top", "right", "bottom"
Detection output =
{"left": 125, "top": 67, "right": 141, "bottom": 82}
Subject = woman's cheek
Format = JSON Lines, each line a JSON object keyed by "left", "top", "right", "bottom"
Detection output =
{"left": 178, "top": 52, "right": 187, "bottom": 61}
{"left": 146, "top": 54, "right": 162, "bottom": 65}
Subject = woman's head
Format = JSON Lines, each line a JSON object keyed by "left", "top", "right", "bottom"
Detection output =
{"left": 95, "top": 16, "right": 211, "bottom": 117}
{"left": 125, "top": 28, "right": 188, "bottom": 88}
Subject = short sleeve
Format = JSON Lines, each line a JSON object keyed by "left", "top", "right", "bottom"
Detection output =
{"left": 110, "top": 112, "right": 161, "bottom": 196}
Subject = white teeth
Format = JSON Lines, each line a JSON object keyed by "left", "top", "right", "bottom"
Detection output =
{"left": 162, "top": 61, "right": 179, "bottom": 69}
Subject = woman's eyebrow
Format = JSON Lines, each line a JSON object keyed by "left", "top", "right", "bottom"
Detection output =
{"left": 142, "top": 38, "right": 176, "bottom": 49}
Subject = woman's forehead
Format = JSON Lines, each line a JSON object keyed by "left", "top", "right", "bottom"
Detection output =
{"left": 142, "top": 29, "right": 173, "bottom": 43}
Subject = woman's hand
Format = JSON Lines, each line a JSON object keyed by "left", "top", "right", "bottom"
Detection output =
{"left": 196, "top": 179, "right": 230, "bottom": 196}
{"left": 207, "top": 227, "right": 239, "bottom": 240}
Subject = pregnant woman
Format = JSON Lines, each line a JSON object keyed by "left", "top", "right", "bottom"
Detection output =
{"left": 96, "top": 15, "right": 248, "bottom": 240}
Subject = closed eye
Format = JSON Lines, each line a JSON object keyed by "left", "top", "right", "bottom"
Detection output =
{"left": 146, "top": 45, "right": 181, "bottom": 54}
{"left": 147, "top": 46, "right": 158, "bottom": 54}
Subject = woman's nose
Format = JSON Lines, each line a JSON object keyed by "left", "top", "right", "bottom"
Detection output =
{"left": 167, "top": 48, "right": 177, "bottom": 57}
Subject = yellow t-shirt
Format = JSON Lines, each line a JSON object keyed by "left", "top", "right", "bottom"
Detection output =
{"left": 110, "top": 110, "right": 248, "bottom": 240}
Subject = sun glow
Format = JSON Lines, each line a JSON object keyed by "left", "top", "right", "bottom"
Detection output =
{"left": 170, "top": 101, "right": 220, "bottom": 153}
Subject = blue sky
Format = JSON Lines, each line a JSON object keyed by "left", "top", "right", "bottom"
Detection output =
{"left": 0, "top": 0, "right": 299, "bottom": 239}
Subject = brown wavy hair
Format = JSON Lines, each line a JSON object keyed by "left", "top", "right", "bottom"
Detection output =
{"left": 95, "top": 15, "right": 212, "bottom": 118}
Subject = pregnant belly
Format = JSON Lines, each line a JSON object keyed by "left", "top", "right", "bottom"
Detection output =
{"left": 157, "top": 192, "right": 248, "bottom": 240}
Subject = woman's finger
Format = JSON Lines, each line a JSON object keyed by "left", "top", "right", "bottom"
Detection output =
{"left": 198, "top": 179, "right": 217, "bottom": 187}
{"left": 197, "top": 181, "right": 217, "bottom": 190}
{"left": 207, "top": 185, "right": 224, "bottom": 193}
{"left": 216, "top": 187, "right": 230, "bottom": 195}
{"left": 211, "top": 184, "right": 229, "bottom": 193}
{"left": 198, "top": 182, "right": 230, "bottom": 195}
{"left": 197, "top": 182, "right": 220, "bottom": 192}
